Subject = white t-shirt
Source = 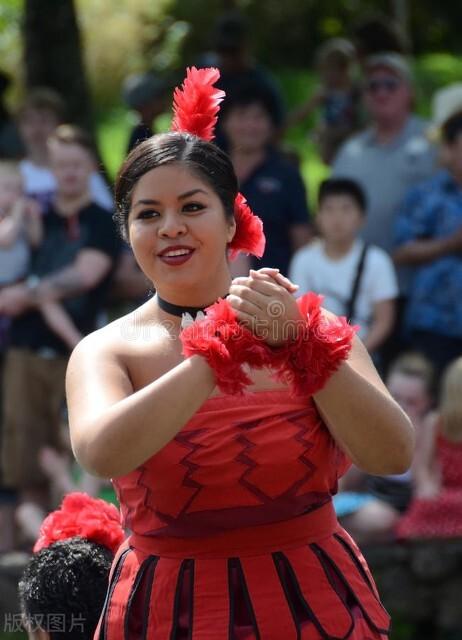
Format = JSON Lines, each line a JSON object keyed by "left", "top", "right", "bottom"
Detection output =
{"left": 289, "top": 239, "right": 398, "bottom": 338}
{"left": 20, "top": 160, "right": 114, "bottom": 211}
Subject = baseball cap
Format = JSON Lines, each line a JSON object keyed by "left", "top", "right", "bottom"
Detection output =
{"left": 365, "top": 52, "right": 412, "bottom": 83}
{"left": 431, "top": 83, "right": 462, "bottom": 127}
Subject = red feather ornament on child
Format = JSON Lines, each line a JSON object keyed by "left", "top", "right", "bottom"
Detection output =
{"left": 33, "top": 492, "right": 125, "bottom": 554}
{"left": 170, "top": 66, "right": 266, "bottom": 259}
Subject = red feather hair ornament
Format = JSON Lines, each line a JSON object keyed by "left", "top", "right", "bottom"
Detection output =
{"left": 171, "top": 67, "right": 225, "bottom": 142}
{"left": 33, "top": 492, "right": 125, "bottom": 555}
{"left": 170, "top": 66, "right": 266, "bottom": 259}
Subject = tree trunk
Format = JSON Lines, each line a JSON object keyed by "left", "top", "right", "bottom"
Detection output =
{"left": 391, "top": 0, "right": 411, "bottom": 51}
{"left": 23, "top": 0, "right": 93, "bottom": 131}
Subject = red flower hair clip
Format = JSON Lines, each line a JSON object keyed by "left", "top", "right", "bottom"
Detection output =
{"left": 170, "top": 67, "right": 266, "bottom": 259}
{"left": 33, "top": 492, "right": 125, "bottom": 555}
{"left": 228, "top": 193, "right": 266, "bottom": 260}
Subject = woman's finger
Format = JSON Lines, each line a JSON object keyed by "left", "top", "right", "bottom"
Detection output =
{"left": 228, "top": 284, "right": 270, "bottom": 311}
{"left": 233, "top": 307, "right": 258, "bottom": 331}
{"left": 250, "top": 269, "right": 298, "bottom": 293}
{"left": 244, "top": 276, "right": 286, "bottom": 298}
{"left": 227, "top": 293, "right": 264, "bottom": 318}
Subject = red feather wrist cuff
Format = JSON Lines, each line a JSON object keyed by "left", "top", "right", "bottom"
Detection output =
{"left": 267, "top": 292, "right": 357, "bottom": 396}
{"left": 180, "top": 294, "right": 356, "bottom": 397}
{"left": 180, "top": 299, "right": 269, "bottom": 395}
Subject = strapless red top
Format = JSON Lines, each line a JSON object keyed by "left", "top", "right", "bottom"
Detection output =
{"left": 95, "top": 389, "right": 390, "bottom": 639}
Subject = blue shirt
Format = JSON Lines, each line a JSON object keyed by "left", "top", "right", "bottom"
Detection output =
{"left": 241, "top": 150, "right": 310, "bottom": 275}
{"left": 394, "top": 170, "right": 462, "bottom": 337}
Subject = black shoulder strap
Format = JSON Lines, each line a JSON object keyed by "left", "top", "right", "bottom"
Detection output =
{"left": 345, "top": 243, "right": 369, "bottom": 322}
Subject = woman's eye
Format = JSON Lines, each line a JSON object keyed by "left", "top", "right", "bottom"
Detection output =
{"left": 138, "top": 210, "right": 159, "bottom": 219}
{"left": 183, "top": 202, "right": 205, "bottom": 213}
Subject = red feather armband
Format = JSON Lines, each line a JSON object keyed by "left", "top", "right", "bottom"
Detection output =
{"left": 267, "top": 292, "right": 357, "bottom": 396}
{"left": 180, "top": 299, "right": 269, "bottom": 395}
{"left": 180, "top": 294, "right": 356, "bottom": 397}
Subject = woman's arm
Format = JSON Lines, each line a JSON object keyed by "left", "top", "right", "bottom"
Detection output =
{"left": 66, "top": 333, "right": 216, "bottom": 479}
{"left": 314, "top": 336, "right": 414, "bottom": 475}
{"left": 228, "top": 269, "right": 414, "bottom": 475}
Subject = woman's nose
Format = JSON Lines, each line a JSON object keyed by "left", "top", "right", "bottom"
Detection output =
{"left": 158, "top": 213, "right": 187, "bottom": 238}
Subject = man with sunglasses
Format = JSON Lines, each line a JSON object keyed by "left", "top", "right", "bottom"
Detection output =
{"left": 332, "top": 53, "right": 436, "bottom": 257}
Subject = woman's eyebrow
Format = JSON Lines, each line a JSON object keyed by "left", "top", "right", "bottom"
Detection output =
{"left": 178, "top": 188, "right": 208, "bottom": 200}
{"left": 133, "top": 189, "right": 208, "bottom": 208}
{"left": 133, "top": 199, "right": 160, "bottom": 208}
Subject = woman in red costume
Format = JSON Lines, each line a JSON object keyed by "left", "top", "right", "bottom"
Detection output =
{"left": 66, "top": 68, "right": 413, "bottom": 639}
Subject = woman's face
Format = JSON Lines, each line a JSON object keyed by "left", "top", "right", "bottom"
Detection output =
{"left": 127, "top": 163, "right": 236, "bottom": 294}
{"left": 223, "top": 103, "right": 274, "bottom": 153}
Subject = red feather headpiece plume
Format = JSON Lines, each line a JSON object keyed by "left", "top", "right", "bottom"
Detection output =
{"left": 170, "top": 67, "right": 266, "bottom": 259}
{"left": 33, "top": 492, "right": 125, "bottom": 555}
{"left": 171, "top": 67, "right": 225, "bottom": 141}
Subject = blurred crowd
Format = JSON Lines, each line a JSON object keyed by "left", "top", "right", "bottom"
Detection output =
{"left": 1, "top": 10, "right": 462, "bottom": 575}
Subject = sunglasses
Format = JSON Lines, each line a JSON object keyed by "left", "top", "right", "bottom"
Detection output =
{"left": 366, "top": 78, "right": 401, "bottom": 94}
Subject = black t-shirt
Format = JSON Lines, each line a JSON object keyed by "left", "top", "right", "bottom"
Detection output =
{"left": 126, "top": 122, "right": 153, "bottom": 154}
{"left": 240, "top": 150, "right": 310, "bottom": 276}
{"left": 10, "top": 202, "right": 121, "bottom": 354}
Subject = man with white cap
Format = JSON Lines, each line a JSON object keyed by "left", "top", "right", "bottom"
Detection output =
{"left": 393, "top": 84, "right": 462, "bottom": 372}
{"left": 332, "top": 53, "right": 436, "bottom": 255}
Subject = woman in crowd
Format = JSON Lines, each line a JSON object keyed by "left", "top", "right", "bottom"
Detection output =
{"left": 66, "top": 67, "right": 413, "bottom": 639}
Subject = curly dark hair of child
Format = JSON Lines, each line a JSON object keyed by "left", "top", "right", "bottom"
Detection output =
{"left": 18, "top": 536, "right": 113, "bottom": 639}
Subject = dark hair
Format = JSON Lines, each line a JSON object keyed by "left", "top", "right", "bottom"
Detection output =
{"left": 211, "top": 11, "right": 250, "bottom": 53}
{"left": 17, "top": 87, "right": 66, "bottom": 121}
{"left": 442, "top": 110, "right": 462, "bottom": 145}
{"left": 18, "top": 537, "right": 113, "bottom": 640}
{"left": 114, "top": 131, "right": 238, "bottom": 240}
{"left": 49, "top": 124, "right": 96, "bottom": 158}
{"left": 318, "top": 178, "right": 367, "bottom": 212}
{"left": 220, "top": 84, "right": 280, "bottom": 127}
{"left": 352, "top": 15, "right": 408, "bottom": 58}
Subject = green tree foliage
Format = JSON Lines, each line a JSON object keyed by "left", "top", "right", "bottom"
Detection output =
{"left": 0, "top": 0, "right": 23, "bottom": 82}
{"left": 169, "top": 0, "right": 462, "bottom": 68}
{"left": 76, "top": 0, "right": 184, "bottom": 110}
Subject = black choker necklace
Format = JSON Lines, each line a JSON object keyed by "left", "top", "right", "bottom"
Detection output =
{"left": 156, "top": 294, "right": 227, "bottom": 319}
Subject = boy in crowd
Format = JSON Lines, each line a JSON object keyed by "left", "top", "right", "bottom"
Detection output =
{"left": 17, "top": 88, "right": 113, "bottom": 211}
{"left": 0, "top": 125, "right": 121, "bottom": 551}
{"left": 289, "top": 177, "right": 398, "bottom": 356}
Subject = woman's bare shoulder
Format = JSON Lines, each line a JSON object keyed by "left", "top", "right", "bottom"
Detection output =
{"left": 68, "top": 303, "right": 173, "bottom": 370}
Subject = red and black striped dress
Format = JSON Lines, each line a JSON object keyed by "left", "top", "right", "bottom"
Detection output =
{"left": 94, "top": 389, "right": 390, "bottom": 639}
